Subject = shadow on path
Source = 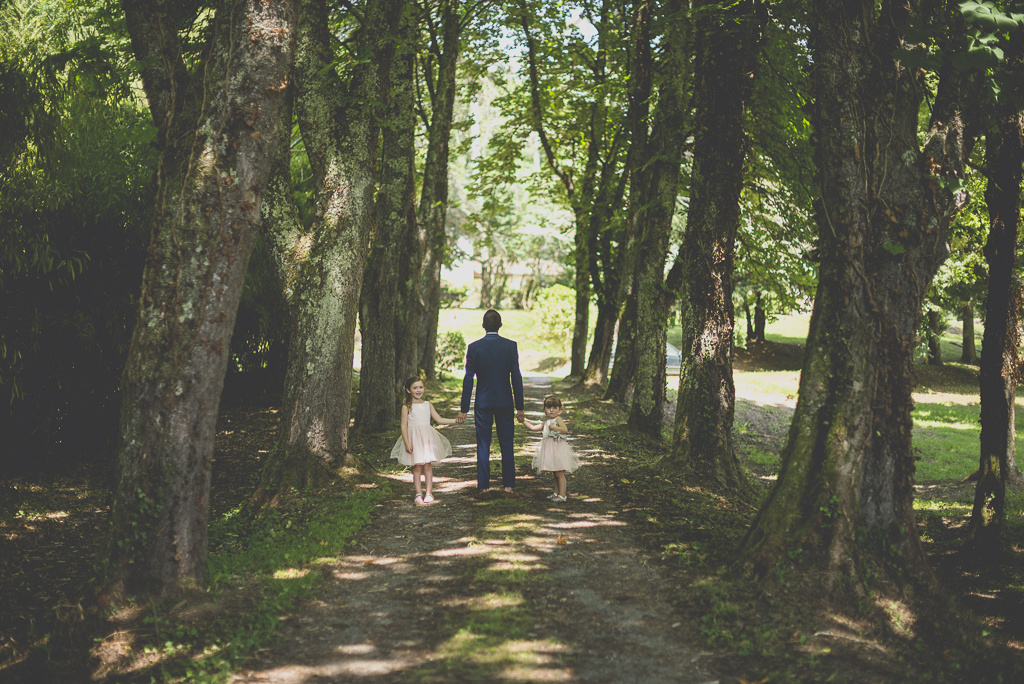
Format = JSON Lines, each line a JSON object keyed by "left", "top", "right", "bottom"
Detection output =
{"left": 233, "top": 376, "right": 712, "bottom": 684}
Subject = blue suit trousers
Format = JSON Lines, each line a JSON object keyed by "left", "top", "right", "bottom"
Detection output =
{"left": 474, "top": 406, "right": 516, "bottom": 489}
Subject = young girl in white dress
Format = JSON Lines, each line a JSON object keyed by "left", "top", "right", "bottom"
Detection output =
{"left": 390, "top": 377, "right": 456, "bottom": 504}
{"left": 521, "top": 395, "right": 580, "bottom": 502}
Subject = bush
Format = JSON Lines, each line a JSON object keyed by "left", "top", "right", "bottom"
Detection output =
{"left": 533, "top": 284, "right": 576, "bottom": 354}
{"left": 439, "top": 283, "right": 469, "bottom": 308}
{"left": 435, "top": 331, "right": 467, "bottom": 379}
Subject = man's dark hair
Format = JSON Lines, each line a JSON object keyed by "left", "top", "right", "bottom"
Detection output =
{"left": 482, "top": 309, "right": 502, "bottom": 332}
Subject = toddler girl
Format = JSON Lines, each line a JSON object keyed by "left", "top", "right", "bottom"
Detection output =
{"left": 521, "top": 395, "right": 580, "bottom": 502}
{"left": 390, "top": 377, "right": 455, "bottom": 503}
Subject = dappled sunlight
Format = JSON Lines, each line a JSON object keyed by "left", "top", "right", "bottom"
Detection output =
{"left": 875, "top": 597, "right": 918, "bottom": 639}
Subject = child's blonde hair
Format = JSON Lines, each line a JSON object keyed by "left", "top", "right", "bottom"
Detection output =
{"left": 543, "top": 395, "right": 562, "bottom": 410}
{"left": 402, "top": 376, "right": 421, "bottom": 409}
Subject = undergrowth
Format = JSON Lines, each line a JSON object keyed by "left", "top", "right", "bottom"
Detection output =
{"left": 115, "top": 482, "right": 390, "bottom": 683}
{"left": 565, "top": 377, "right": 1024, "bottom": 684}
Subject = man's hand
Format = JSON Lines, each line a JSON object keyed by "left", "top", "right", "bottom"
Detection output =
{"left": 456, "top": 412, "right": 467, "bottom": 424}
{"left": 517, "top": 410, "right": 525, "bottom": 423}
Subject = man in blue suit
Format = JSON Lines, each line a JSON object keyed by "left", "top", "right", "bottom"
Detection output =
{"left": 456, "top": 309, "right": 525, "bottom": 499}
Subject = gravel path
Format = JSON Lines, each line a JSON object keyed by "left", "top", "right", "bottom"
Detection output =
{"left": 232, "top": 376, "right": 716, "bottom": 684}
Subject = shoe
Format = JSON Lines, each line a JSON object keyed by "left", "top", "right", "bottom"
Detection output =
{"left": 473, "top": 489, "right": 496, "bottom": 500}
{"left": 414, "top": 495, "right": 423, "bottom": 504}
{"left": 501, "top": 490, "right": 520, "bottom": 499}
{"left": 552, "top": 495, "right": 566, "bottom": 502}
{"left": 545, "top": 493, "right": 559, "bottom": 500}
{"left": 423, "top": 494, "right": 435, "bottom": 504}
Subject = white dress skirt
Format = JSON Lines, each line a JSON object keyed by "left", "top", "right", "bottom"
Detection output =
{"left": 531, "top": 419, "right": 580, "bottom": 473}
{"left": 390, "top": 401, "right": 452, "bottom": 466}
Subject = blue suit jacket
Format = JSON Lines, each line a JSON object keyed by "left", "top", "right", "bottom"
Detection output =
{"left": 460, "top": 333, "right": 525, "bottom": 412}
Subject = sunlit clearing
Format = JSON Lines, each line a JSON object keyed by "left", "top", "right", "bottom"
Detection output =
{"left": 272, "top": 567, "right": 310, "bottom": 580}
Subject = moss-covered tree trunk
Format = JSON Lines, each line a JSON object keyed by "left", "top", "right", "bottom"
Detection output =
{"left": 260, "top": 86, "right": 306, "bottom": 301}
{"left": 605, "top": 0, "right": 655, "bottom": 407}
{"left": 967, "top": 92, "right": 1024, "bottom": 555}
{"left": 417, "top": 0, "right": 461, "bottom": 380}
{"left": 247, "top": 0, "right": 402, "bottom": 511}
{"left": 106, "top": 0, "right": 296, "bottom": 596}
{"left": 670, "top": 0, "right": 766, "bottom": 489}
{"left": 356, "top": 15, "right": 416, "bottom": 434}
{"left": 623, "top": 0, "right": 692, "bottom": 435}
{"left": 960, "top": 301, "right": 977, "bottom": 364}
{"left": 739, "top": 0, "right": 968, "bottom": 581}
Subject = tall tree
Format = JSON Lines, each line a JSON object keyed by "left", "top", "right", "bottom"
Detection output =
{"left": 248, "top": 0, "right": 403, "bottom": 510}
{"left": 516, "top": 0, "right": 630, "bottom": 379}
{"left": 356, "top": 5, "right": 417, "bottom": 433}
{"left": 670, "top": 0, "right": 767, "bottom": 485}
{"left": 967, "top": 24, "right": 1024, "bottom": 554}
{"left": 416, "top": 0, "right": 467, "bottom": 379}
{"left": 105, "top": 0, "right": 296, "bottom": 595}
{"left": 739, "top": 0, "right": 969, "bottom": 580}
{"left": 605, "top": 0, "right": 692, "bottom": 431}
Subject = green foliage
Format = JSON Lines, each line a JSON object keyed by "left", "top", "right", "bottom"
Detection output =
{"left": 129, "top": 484, "right": 390, "bottom": 683}
{"left": 0, "top": 1, "right": 156, "bottom": 463}
{"left": 435, "top": 331, "right": 467, "bottom": 380}
{"left": 531, "top": 285, "right": 575, "bottom": 354}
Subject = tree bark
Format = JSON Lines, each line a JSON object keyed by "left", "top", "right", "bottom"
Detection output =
{"left": 670, "top": 0, "right": 766, "bottom": 488}
{"left": 960, "top": 301, "right": 977, "bottom": 364}
{"left": 753, "top": 292, "right": 766, "bottom": 342}
{"left": 926, "top": 310, "right": 943, "bottom": 365}
{"left": 739, "top": 0, "right": 968, "bottom": 583}
{"left": 247, "top": 0, "right": 402, "bottom": 511}
{"left": 106, "top": 0, "right": 296, "bottom": 596}
{"left": 605, "top": 0, "right": 655, "bottom": 407}
{"left": 624, "top": 0, "right": 692, "bottom": 435}
{"left": 967, "top": 95, "right": 1024, "bottom": 555}
{"left": 416, "top": 0, "right": 462, "bottom": 379}
{"left": 356, "top": 13, "right": 416, "bottom": 433}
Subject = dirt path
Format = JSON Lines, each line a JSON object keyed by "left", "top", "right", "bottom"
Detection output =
{"left": 233, "top": 376, "right": 715, "bottom": 684}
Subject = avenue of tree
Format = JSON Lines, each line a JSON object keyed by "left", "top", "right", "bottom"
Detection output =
{"left": 3, "top": 0, "right": 1024, "bottom": 627}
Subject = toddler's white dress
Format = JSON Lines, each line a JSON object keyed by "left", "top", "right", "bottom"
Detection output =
{"left": 532, "top": 419, "right": 580, "bottom": 473}
{"left": 390, "top": 401, "right": 452, "bottom": 466}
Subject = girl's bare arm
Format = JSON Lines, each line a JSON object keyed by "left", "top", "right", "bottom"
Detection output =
{"left": 401, "top": 405, "right": 412, "bottom": 452}
{"left": 429, "top": 402, "right": 457, "bottom": 425}
{"left": 521, "top": 418, "right": 544, "bottom": 431}
{"left": 552, "top": 416, "right": 569, "bottom": 434}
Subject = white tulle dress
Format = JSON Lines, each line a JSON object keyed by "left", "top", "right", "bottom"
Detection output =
{"left": 531, "top": 419, "right": 580, "bottom": 473}
{"left": 390, "top": 401, "right": 452, "bottom": 466}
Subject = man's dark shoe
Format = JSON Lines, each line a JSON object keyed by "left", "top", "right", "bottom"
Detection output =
{"left": 473, "top": 489, "right": 496, "bottom": 500}
{"left": 501, "top": 489, "right": 520, "bottom": 499}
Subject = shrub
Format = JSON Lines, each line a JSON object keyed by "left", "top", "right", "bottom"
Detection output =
{"left": 533, "top": 284, "right": 576, "bottom": 354}
{"left": 435, "top": 331, "right": 467, "bottom": 379}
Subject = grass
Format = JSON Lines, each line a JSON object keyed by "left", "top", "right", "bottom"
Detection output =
{"left": 95, "top": 483, "right": 391, "bottom": 683}
{"left": 567, "top": 340, "right": 1024, "bottom": 684}
{"left": 436, "top": 308, "right": 573, "bottom": 375}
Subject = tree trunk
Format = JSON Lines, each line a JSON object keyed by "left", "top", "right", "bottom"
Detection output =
{"left": 753, "top": 292, "right": 766, "bottom": 342}
{"left": 260, "top": 85, "right": 307, "bottom": 303}
{"left": 248, "top": 0, "right": 402, "bottom": 511}
{"left": 670, "top": 0, "right": 766, "bottom": 489}
{"left": 739, "top": 0, "right": 968, "bottom": 583}
{"left": 926, "top": 310, "right": 943, "bottom": 365}
{"left": 417, "top": 0, "right": 461, "bottom": 380}
{"left": 605, "top": 0, "right": 655, "bottom": 407}
{"left": 625, "top": 0, "right": 692, "bottom": 436}
{"left": 356, "top": 15, "right": 416, "bottom": 433}
{"left": 106, "top": 0, "right": 296, "bottom": 596}
{"left": 967, "top": 98, "right": 1024, "bottom": 556}
{"left": 960, "top": 301, "right": 977, "bottom": 364}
